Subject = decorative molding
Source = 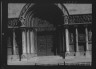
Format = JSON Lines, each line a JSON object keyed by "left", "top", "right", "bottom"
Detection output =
{"left": 8, "top": 14, "right": 92, "bottom": 28}
{"left": 19, "top": 3, "right": 69, "bottom": 25}
{"left": 68, "top": 14, "right": 92, "bottom": 24}
{"left": 8, "top": 18, "right": 21, "bottom": 28}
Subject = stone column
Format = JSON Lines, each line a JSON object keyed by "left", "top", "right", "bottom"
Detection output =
{"left": 85, "top": 27, "right": 90, "bottom": 57}
{"left": 34, "top": 29, "right": 37, "bottom": 56}
{"left": 27, "top": 29, "right": 30, "bottom": 54}
{"left": 62, "top": 31, "right": 65, "bottom": 52}
{"left": 76, "top": 28, "right": 79, "bottom": 56}
{"left": 62, "top": 29, "right": 65, "bottom": 58}
{"left": 12, "top": 29, "right": 18, "bottom": 60}
{"left": 22, "top": 29, "right": 27, "bottom": 57}
{"left": 30, "top": 29, "right": 35, "bottom": 57}
{"left": 65, "top": 28, "right": 70, "bottom": 56}
{"left": 13, "top": 29, "right": 16, "bottom": 55}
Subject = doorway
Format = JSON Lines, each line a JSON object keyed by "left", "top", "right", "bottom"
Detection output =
{"left": 19, "top": 3, "right": 69, "bottom": 57}
{"left": 37, "top": 31, "right": 55, "bottom": 56}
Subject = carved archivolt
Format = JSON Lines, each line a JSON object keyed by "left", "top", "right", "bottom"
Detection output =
{"left": 19, "top": 3, "right": 69, "bottom": 27}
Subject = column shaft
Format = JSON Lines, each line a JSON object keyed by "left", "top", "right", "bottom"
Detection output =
{"left": 30, "top": 30, "right": 35, "bottom": 53}
{"left": 22, "top": 30, "right": 27, "bottom": 55}
{"left": 76, "top": 28, "right": 79, "bottom": 52}
{"left": 34, "top": 29, "right": 37, "bottom": 54}
{"left": 85, "top": 27, "right": 91, "bottom": 57}
{"left": 13, "top": 29, "right": 16, "bottom": 55}
{"left": 62, "top": 32, "right": 65, "bottom": 52}
{"left": 85, "top": 27, "right": 89, "bottom": 51}
{"left": 75, "top": 27, "right": 81, "bottom": 56}
{"left": 65, "top": 28, "right": 69, "bottom": 52}
{"left": 27, "top": 30, "right": 30, "bottom": 54}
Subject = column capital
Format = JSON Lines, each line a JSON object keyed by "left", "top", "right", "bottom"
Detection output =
{"left": 64, "top": 25, "right": 69, "bottom": 29}
{"left": 29, "top": 28, "right": 34, "bottom": 31}
{"left": 33, "top": 28, "right": 36, "bottom": 31}
{"left": 74, "top": 25, "right": 78, "bottom": 28}
{"left": 29, "top": 29, "right": 32, "bottom": 31}
{"left": 21, "top": 28, "right": 26, "bottom": 31}
{"left": 84, "top": 24, "right": 88, "bottom": 28}
{"left": 26, "top": 28, "right": 29, "bottom": 31}
{"left": 12, "top": 28, "right": 15, "bottom": 31}
{"left": 57, "top": 26, "right": 64, "bottom": 30}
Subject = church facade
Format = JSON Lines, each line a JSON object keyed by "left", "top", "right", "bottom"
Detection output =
{"left": 7, "top": 3, "right": 92, "bottom": 60}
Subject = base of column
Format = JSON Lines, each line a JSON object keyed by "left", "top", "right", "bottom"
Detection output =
{"left": 76, "top": 52, "right": 81, "bottom": 56}
{"left": 86, "top": 51, "right": 91, "bottom": 57}
{"left": 21, "top": 53, "right": 37, "bottom": 61}
{"left": 59, "top": 52, "right": 65, "bottom": 58}
{"left": 65, "top": 51, "right": 70, "bottom": 56}
{"left": 76, "top": 51, "right": 86, "bottom": 56}
{"left": 26, "top": 53, "right": 37, "bottom": 59}
{"left": 65, "top": 52, "right": 75, "bottom": 59}
{"left": 11, "top": 55, "right": 19, "bottom": 61}
{"left": 21, "top": 54, "right": 27, "bottom": 59}
{"left": 65, "top": 51, "right": 76, "bottom": 56}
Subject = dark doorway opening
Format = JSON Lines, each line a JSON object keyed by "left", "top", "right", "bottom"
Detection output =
{"left": 37, "top": 31, "right": 57, "bottom": 56}
{"left": 30, "top": 4, "right": 64, "bottom": 56}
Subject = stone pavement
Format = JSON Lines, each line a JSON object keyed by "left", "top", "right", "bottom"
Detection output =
{"left": 7, "top": 55, "right": 91, "bottom": 65}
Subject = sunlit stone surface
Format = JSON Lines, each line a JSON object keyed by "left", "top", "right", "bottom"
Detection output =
{"left": 7, "top": 3, "right": 92, "bottom": 65}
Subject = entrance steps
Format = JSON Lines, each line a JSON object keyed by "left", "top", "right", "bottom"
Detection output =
{"left": 8, "top": 56, "right": 64, "bottom": 65}
{"left": 27, "top": 56, "right": 63, "bottom": 62}
{"left": 28, "top": 56, "right": 64, "bottom": 65}
{"left": 8, "top": 55, "right": 91, "bottom": 65}
{"left": 36, "top": 56, "right": 63, "bottom": 60}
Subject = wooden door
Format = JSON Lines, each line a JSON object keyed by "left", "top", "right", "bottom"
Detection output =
{"left": 37, "top": 31, "right": 55, "bottom": 56}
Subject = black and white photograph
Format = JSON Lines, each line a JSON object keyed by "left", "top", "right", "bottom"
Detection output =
{"left": 1, "top": 2, "right": 92, "bottom": 67}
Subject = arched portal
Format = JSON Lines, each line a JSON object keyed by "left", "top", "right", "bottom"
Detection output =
{"left": 18, "top": 3, "right": 69, "bottom": 57}
{"left": 19, "top": 3, "right": 69, "bottom": 25}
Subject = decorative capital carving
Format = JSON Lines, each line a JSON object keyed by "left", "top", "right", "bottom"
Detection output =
{"left": 84, "top": 24, "right": 88, "bottom": 28}
{"left": 19, "top": 17, "right": 26, "bottom": 27}
{"left": 64, "top": 15, "right": 69, "bottom": 24}
{"left": 74, "top": 25, "right": 78, "bottom": 28}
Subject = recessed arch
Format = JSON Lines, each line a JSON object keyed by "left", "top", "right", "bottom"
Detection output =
{"left": 19, "top": 3, "right": 69, "bottom": 26}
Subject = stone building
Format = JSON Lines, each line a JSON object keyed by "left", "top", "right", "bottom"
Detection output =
{"left": 7, "top": 3, "right": 92, "bottom": 60}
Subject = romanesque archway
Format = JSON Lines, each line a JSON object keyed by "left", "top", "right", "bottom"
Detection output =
{"left": 18, "top": 3, "right": 69, "bottom": 57}
{"left": 19, "top": 3, "right": 69, "bottom": 25}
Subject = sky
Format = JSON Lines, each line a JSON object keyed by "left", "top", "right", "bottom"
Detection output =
{"left": 8, "top": 3, "right": 92, "bottom": 18}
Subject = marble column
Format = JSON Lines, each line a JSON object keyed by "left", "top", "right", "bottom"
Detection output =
{"left": 85, "top": 27, "right": 90, "bottom": 57}
{"left": 76, "top": 28, "right": 79, "bottom": 56}
{"left": 62, "top": 31, "right": 65, "bottom": 52}
{"left": 62, "top": 30, "right": 65, "bottom": 58}
{"left": 12, "top": 29, "right": 19, "bottom": 60}
{"left": 65, "top": 28, "right": 70, "bottom": 56}
{"left": 13, "top": 29, "right": 16, "bottom": 55}
{"left": 34, "top": 29, "right": 37, "bottom": 56}
{"left": 22, "top": 29, "right": 27, "bottom": 56}
{"left": 30, "top": 30, "right": 35, "bottom": 54}
{"left": 27, "top": 29, "right": 30, "bottom": 54}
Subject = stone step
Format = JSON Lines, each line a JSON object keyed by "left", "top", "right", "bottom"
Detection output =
{"left": 37, "top": 56, "right": 63, "bottom": 60}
